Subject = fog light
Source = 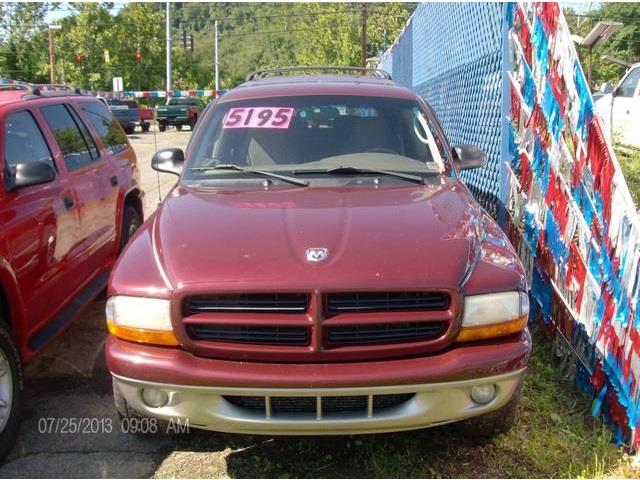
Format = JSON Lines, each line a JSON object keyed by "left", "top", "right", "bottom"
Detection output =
{"left": 470, "top": 384, "right": 496, "bottom": 404}
{"left": 141, "top": 388, "right": 169, "bottom": 408}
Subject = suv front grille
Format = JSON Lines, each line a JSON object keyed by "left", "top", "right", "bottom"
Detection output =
{"left": 187, "top": 324, "right": 309, "bottom": 345}
{"left": 223, "top": 393, "right": 414, "bottom": 416}
{"left": 181, "top": 291, "right": 454, "bottom": 359}
{"left": 326, "top": 321, "right": 446, "bottom": 347}
{"left": 325, "top": 292, "right": 450, "bottom": 314}
{"left": 184, "top": 293, "right": 309, "bottom": 314}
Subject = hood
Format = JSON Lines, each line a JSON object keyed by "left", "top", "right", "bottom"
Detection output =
{"left": 151, "top": 180, "right": 496, "bottom": 293}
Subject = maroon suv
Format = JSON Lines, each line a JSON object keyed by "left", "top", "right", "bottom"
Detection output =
{"left": 0, "top": 86, "right": 143, "bottom": 457}
{"left": 106, "top": 68, "right": 531, "bottom": 437}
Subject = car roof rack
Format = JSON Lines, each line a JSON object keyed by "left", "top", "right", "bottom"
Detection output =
{"left": 0, "top": 84, "right": 29, "bottom": 91}
{"left": 21, "top": 83, "right": 86, "bottom": 100}
{"left": 245, "top": 66, "right": 392, "bottom": 82}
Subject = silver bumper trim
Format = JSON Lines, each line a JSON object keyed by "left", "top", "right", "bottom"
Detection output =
{"left": 112, "top": 369, "right": 525, "bottom": 435}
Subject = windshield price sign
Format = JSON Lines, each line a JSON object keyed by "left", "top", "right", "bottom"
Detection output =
{"left": 223, "top": 107, "right": 294, "bottom": 129}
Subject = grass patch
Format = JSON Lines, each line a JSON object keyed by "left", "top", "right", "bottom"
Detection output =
{"left": 616, "top": 145, "right": 640, "bottom": 208}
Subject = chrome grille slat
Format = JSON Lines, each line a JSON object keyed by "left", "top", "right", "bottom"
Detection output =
{"left": 185, "top": 293, "right": 309, "bottom": 314}
{"left": 188, "top": 325, "right": 309, "bottom": 345}
{"left": 325, "top": 292, "right": 450, "bottom": 314}
{"left": 326, "top": 321, "right": 445, "bottom": 347}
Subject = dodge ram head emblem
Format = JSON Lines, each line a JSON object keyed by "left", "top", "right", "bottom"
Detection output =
{"left": 306, "top": 248, "right": 328, "bottom": 262}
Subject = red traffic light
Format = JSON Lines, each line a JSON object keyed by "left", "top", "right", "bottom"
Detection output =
{"left": 135, "top": 51, "right": 142, "bottom": 62}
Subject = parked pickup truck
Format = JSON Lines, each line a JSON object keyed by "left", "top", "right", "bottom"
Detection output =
{"left": 106, "top": 67, "right": 530, "bottom": 438}
{"left": 156, "top": 97, "right": 204, "bottom": 132}
{"left": 138, "top": 106, "right": 154, "bottom": 133}
{"left": 595, "top": 62, "right": 640, "bottom": 148}
{"left": 0, "top": 85, "right": 143, "bottom": 459}
{"left": 106, "top": 99, "right": 140, "bottom": 135}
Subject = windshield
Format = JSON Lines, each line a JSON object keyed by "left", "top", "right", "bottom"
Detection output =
{"left": 186, "top": 95, "right": 448, "bottom": 181}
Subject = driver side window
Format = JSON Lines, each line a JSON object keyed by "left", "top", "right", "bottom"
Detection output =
{"left": 4, "top": 110, "right": 55, "bottom": 171}
{"left": 618, "top": 68, "right": 640, "bottom": 98}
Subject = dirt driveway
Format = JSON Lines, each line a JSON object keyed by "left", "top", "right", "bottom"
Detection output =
{"left": 0, "top": 127, "right": 631, "bottom": 479}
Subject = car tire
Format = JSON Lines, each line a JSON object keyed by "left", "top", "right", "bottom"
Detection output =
{"left": 124, "top": 126, "right": 135, "bottom": 135}
{"left": 459, "top": 381, "right": 521, "bottom": 438}
{"left": 119, "top": 205, "right": 142, "bottom": 253}
{"left": 158, "top": 123, "right": 166, "bottom": 132}
{"left": 189, "top": 116, "right": 197, "bottom": 130}
{"left": 141, "top": 123, "right": 150, "bottom": 133}
{"left": 176, "top": 123, "right": 183, "bottom": 132}
{"left": 0, "top": 319, "right": 23, "bottom": 461}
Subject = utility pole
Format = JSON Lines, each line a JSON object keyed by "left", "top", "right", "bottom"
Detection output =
{"left": 359, "top": 3, "right": 367, "bottom": 69}
{"left": 48, "top": 25, "right": 61, "bottom": 84}
{"left": 166, "top": 1, "right": 172, "bottom": 92}
{"left": 383, "top": 25, "right": 387, "bottom": 51}
{"left": 214, "top": 19, "right": 219, "bottom": 94}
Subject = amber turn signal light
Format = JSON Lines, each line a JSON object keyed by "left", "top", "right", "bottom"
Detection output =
{"left": 456, "top": 315, "right": 528, "bottom": 343}
{"left": 107, "top": 320, "right": 180, "bottom": 346}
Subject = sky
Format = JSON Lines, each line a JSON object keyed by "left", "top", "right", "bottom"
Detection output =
{"left": 43, "top": 1, "right": 604, "bottom": 25}
{"left": 45, "top": 2, "right": 127, "bottom": 25}
{"left": 561, "top": 2, "right": 602, "bottom": 14}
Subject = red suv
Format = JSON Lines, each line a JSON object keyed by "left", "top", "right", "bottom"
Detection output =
{"left": 0, "top": 86, "right": 143, "bottom": 457}
{"left": 106, "top": 68, "right": 530, "bottom": 437}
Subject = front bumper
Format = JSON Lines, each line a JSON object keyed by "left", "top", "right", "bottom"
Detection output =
{"left": 113, "top": 368, "right": 524, "bottom": 435}
{"left": 157, "top": 116, "right": 190, "bottom": 124}
{"left": 116, "top": 120, "right": 137, "bottom": 129}
{"left": 107, "top": 330, "right": 530, "bottom": 434}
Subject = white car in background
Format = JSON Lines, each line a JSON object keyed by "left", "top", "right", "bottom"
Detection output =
{"left": 595, "top": 63, "right": 640, "bottom": 149}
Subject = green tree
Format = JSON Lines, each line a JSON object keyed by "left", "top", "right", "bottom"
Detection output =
{"left": 296, "top": 3, "right": 361, "bottom": 67}
{"left": 565, "top": 3, "right": 640, "bottom": 88}
{"left": 56, "top": 2, "right": 116, "bottom": 89}
{"left": 296, "top": 3, "right": 414, "bottom": 67}
{"left": 0, "top": 2, "right": 50, "bottom": 83}
{"left": 112, "top": 2, "right": 165, "bottom": 90}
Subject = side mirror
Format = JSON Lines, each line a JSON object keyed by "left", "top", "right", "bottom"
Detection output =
{"left": 5, "top": 161, "right": 56, "bottom": 192}
{"left": 152, "top": 148, "right": 184, "bottom": 176}
{"left": 600, "top": 82, "right": 614, "bottom": 94}
{"left": 453, "top": 145, "right": 487, "bottom": 171}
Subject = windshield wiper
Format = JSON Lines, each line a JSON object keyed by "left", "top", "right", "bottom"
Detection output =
{"left": 189, "top": 164, "right": 309, "bottom": 187}
{"left": 298, "top": 166, "right": 427, "bottom": 185}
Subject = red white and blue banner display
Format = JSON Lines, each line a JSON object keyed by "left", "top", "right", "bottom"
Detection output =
{"left": 380, "top": 2, "right": 639, "bottom": 450}
{"left": 505, "top": 2, "right": 640, "bottom": 450}
{"left": 0, "top": 77, "right": 223, "bottom": 98}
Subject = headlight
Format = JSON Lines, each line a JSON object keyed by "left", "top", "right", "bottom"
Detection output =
{"left": 106, "top": 296, "right": 179, "bottom": 346}
{"left": 457, "top": 291, "right": 529, "bottom": 342}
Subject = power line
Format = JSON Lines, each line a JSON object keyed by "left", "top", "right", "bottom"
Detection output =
{"left": 564, "top": 13, "right": 640, "bottom": 22}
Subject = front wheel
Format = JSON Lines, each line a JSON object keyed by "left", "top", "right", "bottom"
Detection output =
{"left": 119, "top": 205, "right": 142, "bottom": 252}
{"left": 176, "top": 123, "right": 183, "bottom": 132}
{"left": 189, "top": 116, "right": 197, "bottom": 130}
{"left": 0, "top": 319, "right": 22, "bottom": 461}
{"left": 158, "top": 123, "right": 166, "bottom": 132}
{"left": 141, "top": 122, "right": 150, "bottom": 133}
